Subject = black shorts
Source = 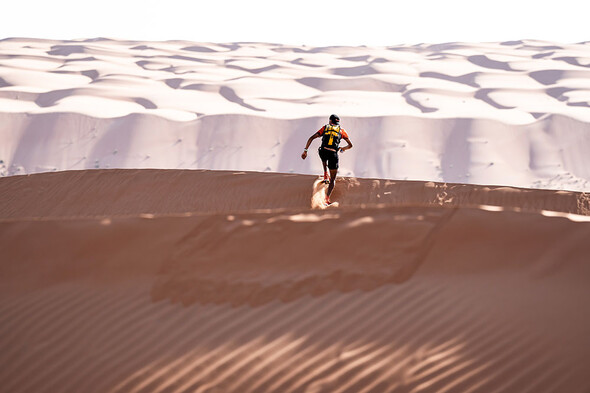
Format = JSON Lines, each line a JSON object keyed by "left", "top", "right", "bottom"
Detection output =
{"left": 318, "top": 147, "right": 339, "bottom": 170}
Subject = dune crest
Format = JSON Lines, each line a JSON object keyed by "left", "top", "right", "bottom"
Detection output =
{"left": 1, "top": 169, "right": 589, "bottom": 219}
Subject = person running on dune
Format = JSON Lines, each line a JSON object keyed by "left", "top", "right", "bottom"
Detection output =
{"left": 301, "top": 114, "right": 353, "bottom": 205}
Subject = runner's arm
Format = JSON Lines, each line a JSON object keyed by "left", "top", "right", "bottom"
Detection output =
{"left": 339, "top": 137, "right": 353, "bottom": 153}
{"left": 301, "top": 131, "right": 321, "bottom": 159}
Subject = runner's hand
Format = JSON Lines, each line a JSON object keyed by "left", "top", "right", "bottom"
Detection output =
{"left": 301, "top": 151, "right": 307, "bottom": 159}
{"left": 339, "top": 148, "right": 344, "bottom": 153}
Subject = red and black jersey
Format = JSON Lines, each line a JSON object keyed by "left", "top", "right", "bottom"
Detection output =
{"left": 317, "top": 124, "right": 349, "bottom": 150}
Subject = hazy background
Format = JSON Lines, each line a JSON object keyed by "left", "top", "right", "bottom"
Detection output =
{"left": 4, "top": 0, "right": 589, "bottom": 45}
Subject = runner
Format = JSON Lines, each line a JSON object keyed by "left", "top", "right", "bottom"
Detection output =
{"left": 301, "top": 114, "right": 353, "bottom": 205}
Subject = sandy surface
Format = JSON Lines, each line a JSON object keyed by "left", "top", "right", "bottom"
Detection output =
{"left": 1, "top": 169, "right": 590, "bottom": 393}
{"left": 2, "top": 36, "right": 590, "bottom": 392}
{"left": 1, "top": 38, "right": 590, "bottom": 191}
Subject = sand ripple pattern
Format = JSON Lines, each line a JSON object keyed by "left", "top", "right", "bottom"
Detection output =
{"left": 0, "top": 272, "right": 586, "bottom": 393}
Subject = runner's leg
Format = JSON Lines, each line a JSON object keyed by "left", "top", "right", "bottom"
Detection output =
{"left": 319, "top": 149, "right": 328, "bottom": 177}
{"left": 327, "top": 169, "right": 337, "bottom": 197}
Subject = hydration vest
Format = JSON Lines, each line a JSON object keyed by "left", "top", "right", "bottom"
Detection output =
{"left": 321, "top": 124, "right": 342, "bottom": 149}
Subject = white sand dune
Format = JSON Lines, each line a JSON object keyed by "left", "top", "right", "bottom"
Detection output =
{"left": 1, "top": 169, "right": 590, "bottom": 393}
{"left": 1, "top": 38, "right": 590, "bottom": 190}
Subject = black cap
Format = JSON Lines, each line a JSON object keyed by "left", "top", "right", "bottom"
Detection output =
{"left": 329, "top": 114, "right": 340, "bottom": 124}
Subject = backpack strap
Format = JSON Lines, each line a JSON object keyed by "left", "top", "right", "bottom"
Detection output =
{"left": 326, "top": 124, "right": 340, "bottom": 133}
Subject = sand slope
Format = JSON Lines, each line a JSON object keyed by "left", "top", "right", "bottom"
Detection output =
{"left": 1, "top": 169, "right": 589, "bottom": 392}
{"left": 1, "top": 169, "right": 589, "bottom": 219}
{"left": 1, "top": 38, "right": 590, "bottom": 191}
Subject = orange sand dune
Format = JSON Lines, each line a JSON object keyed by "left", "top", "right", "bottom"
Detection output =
{"left": 1, "top": 169, "right": 589, "bottom": 393}
{"left": 1, "top": 169, "right": 589, "bottom": 218}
